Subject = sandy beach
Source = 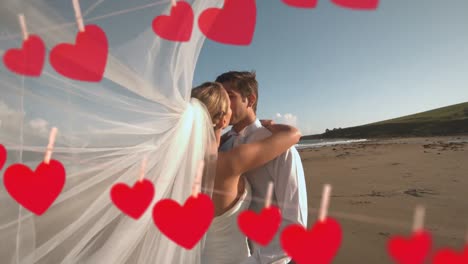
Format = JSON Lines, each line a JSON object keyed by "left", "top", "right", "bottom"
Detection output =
{"left": 299, "top": 136, "right": 468, "bottom": 263}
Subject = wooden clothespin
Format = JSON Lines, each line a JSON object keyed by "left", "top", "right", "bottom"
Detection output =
{"left": 319, "top": 184, "right": 332, "bottom": 222}
{"left": 139, "top": 156, "right": 148, "bottom": 182}
{"left": 18, "top": 14, "right": 29, "bottom": 41}
{"left": 44, "top": 127, "right": 58, "bottom": 164}
{"left": 191, "top": 160, "right": 204, "bottom": 198}
{"left": 265, "top": 181, "right": 274, "bottom": 208}
{"left": 412, "top": 205, "right": 425, "bottom": 232}
{"left": 72, "top": 0, "right": 85, "bottom": 32}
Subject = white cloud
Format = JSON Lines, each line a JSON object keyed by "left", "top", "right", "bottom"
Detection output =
{"left": 0, "top": 101, "right": 13, "bottom": 114}
{"left": 0, "top": 100, "right": 23, "bottom": 131}
{"left": 29, "top": 118, "right": 49, "bottom": 135}
{"left": 0, "top": 100, "right": 87, "bottom": 147}
{"left": 273, "top": 113, "right": 322, "bottom": 136}
{"left": 273, "top": 112, "right": 298, "bottom": 127}
{"left": 0, "top": 100, "right": 50, "bottom": 139}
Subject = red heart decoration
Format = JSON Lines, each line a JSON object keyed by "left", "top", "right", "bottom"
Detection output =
{"left": 152, "top": 193, "right": 214, "bottom": 249}
{"left": 198, "top": 0, "right": 256, "bottom": 45}
{"left": 281, "top": 217, "right": 342, "bottom": 264}
{"left": 387, "top": 230, "right": 432, "bottom": 264}
{"left": 3, "top": 35, "right": 45, "bottom": 77}
{"left": 111, "top": 179, "right": 155, "bottom": 219}
{"left": 49, "top": 25, "right": 108, "bottom": 82}
{"left": 152, "top": 1, "right": 194, "bottom": 42}
{"left": 432, "top": 245, "right": 468, "bottom": 264}
{"left": 331, "top": 0, "right": 379, "bottom": 10}
{"left": 282, "top": 0, "right": 318, "bottom": 8}
{"left": 0, "top": 144, "right": 6, "bottom": 170}
{"left": 238, "top": 206, "right": 282, "bottom": 246}
{"left": 3, "top": 160, "right": 66, "bottom": 215}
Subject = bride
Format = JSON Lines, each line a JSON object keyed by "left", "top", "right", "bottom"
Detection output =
{"left": 0, "top": 0, "right": 301, "bottom": 263}
{"left": 191, "top": 82, "right": 301, "bottom": 264}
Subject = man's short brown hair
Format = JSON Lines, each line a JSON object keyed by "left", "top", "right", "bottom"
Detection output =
{"left": 215, "top": 71, "right": 258, "bottom": 113}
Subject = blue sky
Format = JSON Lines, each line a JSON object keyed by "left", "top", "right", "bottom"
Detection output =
{"left": 193, "top": 0, "right": 468, "bottom": 135}
{"left": 1, "top": 0, "right": 467, "bottom": 137}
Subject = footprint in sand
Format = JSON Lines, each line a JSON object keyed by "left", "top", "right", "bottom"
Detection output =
{"left": 378, "top": 232, "right": 390, "bottom": 238}
{"left": 403, "top": 188, "right": 439, "bottom": 197}
{"left": 402, "top": 173, "right": 412, "bottom": 178}
{"left": 349, "top": 200, "right": 371, "bottom": 205}
{"left": 336, "top": 152, "right": 351, "bottom": 158}
{"left": 360, "top": 190, "right": 398, "bottom": 198}
{"left": 360, "top": 188, "right": 438, "bottom": 198}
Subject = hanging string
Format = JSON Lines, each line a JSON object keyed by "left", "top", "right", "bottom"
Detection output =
{"left": 199, "top": 187, "right": 465, "bottom": 241}
{"left": 83, "top": 0, "right": 107, "bottom": 17}
{"left": 0, "top": 169, "right": 463, "bottom": 242}
{"left": 15, "top": 47, "right": 27, "bottom": 264}
{"left": 0, "top": 0, "right": 465, "bottom": 250}
{"left": 0, "top": 0, "right": 172, "bottom": 41}
{"left": 84, "top": 0, "right": 173, "bottom": 22}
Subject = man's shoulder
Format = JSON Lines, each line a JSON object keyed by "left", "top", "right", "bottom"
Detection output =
{"left": 246, "top": 126, "right": 271, "bottom": 141}
{"left": 220, "top": 132, "right": 231, "bottom": 145}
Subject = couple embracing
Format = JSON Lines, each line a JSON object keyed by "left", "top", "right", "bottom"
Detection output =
{"left": 192, "top": 71, "right": 308, "bottom": 264}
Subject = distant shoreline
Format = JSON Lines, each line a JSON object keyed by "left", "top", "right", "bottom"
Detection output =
{"left": 301, "top": 133, "right": 468, "bottom": 141}
{"left": 298, "top": 134, "right": 468, "bottom": 150}
{"left": 302, "top": 102, "right": 468, "bottom": 140}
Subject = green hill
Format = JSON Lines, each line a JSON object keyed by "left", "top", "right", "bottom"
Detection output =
{"left": 302, "top": 102, "right": 468, "bottom": 139}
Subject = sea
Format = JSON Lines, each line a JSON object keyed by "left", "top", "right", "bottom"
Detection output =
{"left": 296, "top": 138, "right": 368, "bottom": 150}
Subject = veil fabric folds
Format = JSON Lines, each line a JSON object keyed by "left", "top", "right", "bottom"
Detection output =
{"left": 0, "top": 0, "right": 223, "bottom": 263}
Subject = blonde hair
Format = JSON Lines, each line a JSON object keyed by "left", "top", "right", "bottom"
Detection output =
{"left": 191, "top": 82, "right": 229, "bottom": 127}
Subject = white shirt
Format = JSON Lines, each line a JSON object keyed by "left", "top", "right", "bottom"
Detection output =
{"left": 219, "top": 119, "right": 308, "bottom": 264}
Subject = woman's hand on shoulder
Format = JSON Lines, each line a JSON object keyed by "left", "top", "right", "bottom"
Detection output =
{"left": 261, "top": 121, "right": 301, "bottom": 138}
{"left": 260, "top": 119, "right": 274, "bottom": 128}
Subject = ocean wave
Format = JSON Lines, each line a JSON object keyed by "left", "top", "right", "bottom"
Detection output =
{"left": 296, "top": 139, "right": 368, "bottom": 150}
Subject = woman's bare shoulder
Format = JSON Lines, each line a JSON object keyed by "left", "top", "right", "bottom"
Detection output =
{"left": 216, "top": 152, "right": 230, "bottom": 170}
{"left": 217, "top": 151, "right": 227, "bottom": 162}
{"left": 216, "top": 150, "right": 237, "bottom": 178}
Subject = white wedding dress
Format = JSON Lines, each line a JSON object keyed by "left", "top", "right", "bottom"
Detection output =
{"left": 202, "top": 179, "right": 252, "bottom": 264}
{"left": 0, "top": 0, "right": 225, "bottom": 263}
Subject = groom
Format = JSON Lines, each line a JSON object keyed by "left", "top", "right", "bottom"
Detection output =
{"left": 217, "top": 71, "right": 308, "bottom": 264}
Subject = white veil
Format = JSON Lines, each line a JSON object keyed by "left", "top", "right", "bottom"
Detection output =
{"left": 0, "top": 0, "right": 223, "bottom": 263}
